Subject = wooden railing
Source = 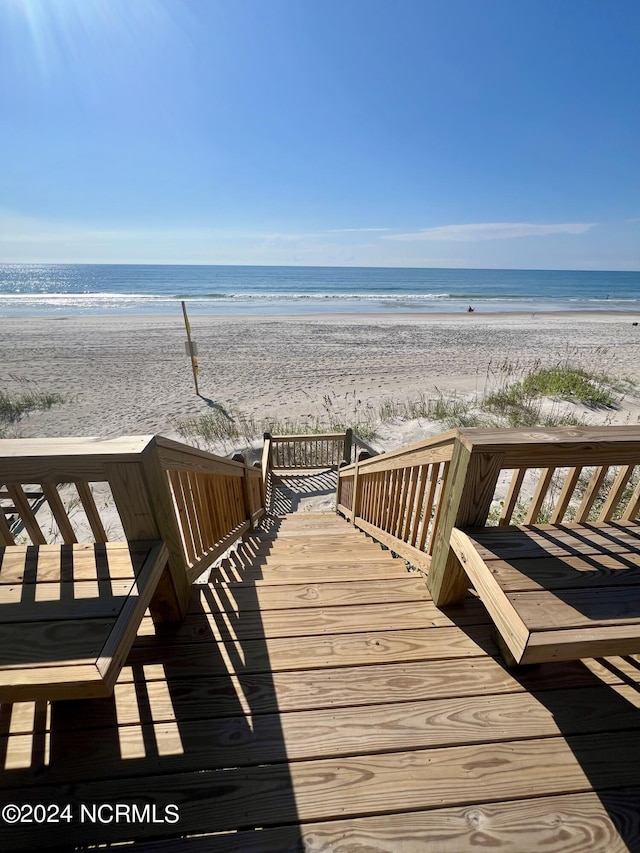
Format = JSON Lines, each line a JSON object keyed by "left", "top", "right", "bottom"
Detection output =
{"left": 0, "top": 435, "right": 266, "bottom": 620}
{"left": 265, "top": 428, "right": 377, "bottom": 473}
{"left": 351, "top": 433, "right": 378, "bottom": 461}
{"left": 337, "top": 430, "right": 458, "bottom": 570}
{"left": 268, "top": 430, "right": 353, "bottom": 470}
{"left": 337, "top": 425, "right": 640, "bottom": 587}
{"left": 423, "top": 426, "right": 640, "bottom": 606}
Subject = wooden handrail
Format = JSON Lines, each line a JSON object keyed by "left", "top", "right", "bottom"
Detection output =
{"left": 336, "top": 431, "right": 459, "bottom": 570}
{"left": 270, "top": 432, "right": 349, "bottom": 442}
{"left": 337, "top": 425, "right": 640, "bottom": 593}
{"left": 352, "top": 433, "right": 378, "bottom": 459}
{"left": 339, "top": 429, "right": 458, "bottom": 475}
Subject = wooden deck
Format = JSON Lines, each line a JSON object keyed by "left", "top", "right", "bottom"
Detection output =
{"left": 2, "top": 512, "right": 640, "bottom": 851}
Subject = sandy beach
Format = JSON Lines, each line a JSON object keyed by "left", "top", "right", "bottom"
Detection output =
{"left": 1, "top": 312, "right": 639, "bottom": 452}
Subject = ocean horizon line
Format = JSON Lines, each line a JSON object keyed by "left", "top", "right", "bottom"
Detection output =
{"left": 1, "top": 263, "right": 638, "bottom": 319}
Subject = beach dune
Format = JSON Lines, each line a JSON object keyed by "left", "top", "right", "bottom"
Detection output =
{"left": 0, "top": 312, "right": 639, "bottom": 446}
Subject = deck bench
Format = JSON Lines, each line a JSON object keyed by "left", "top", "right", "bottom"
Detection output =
{"left": 0, "top": 540, "right": 168, "bottom": 702}
{"left": 450, "top": 520, "right": 640, "bottom": 665}
{"left": 0, "top": 434, "right": 266, "bottom": 704}
{"left": 417, "top": 427, "right": 640, "bottom": 667}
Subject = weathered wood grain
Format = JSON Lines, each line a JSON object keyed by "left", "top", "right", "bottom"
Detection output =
{"left": 197, "top": 576, "right": 430, "bottom": 610}
{"left": 128, "top": 624, "right": 498, "bottom": 674}
{"left": 3, "top": 733, "right": 640, "bottom": 849}
{"left": 126, "top": 791, "right": 640, "bottom": 853}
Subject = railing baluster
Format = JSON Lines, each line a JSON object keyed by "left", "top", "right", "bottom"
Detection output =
{"left": 388, "top": 470, "right": 401, "bottom": 533}
{"left": 5, "top": 483, "right": 47, "bottom": 544}
{"left": 0, "top": 502, "right": 14, "bottom": 545}
{"left": 187, "top": 472, "right": 205, "bottom": 556}
{"left": 196, "top": 473, "right": 214, "bottom": 550}
{"left": 75, "top": 482, "right": 108, "bottom": 543}
{"left": 598, "top": 464, "right": 634, "bottom": 522}
{"left": 427, "top": 461, "right": 450, "bottom": 555}
{"left": 421, "top": 463, "right": 440, "bottom": 553}
{"left": 550, "top": 466, "right": 581, "bottom": 523}
{"left": 170, "top": 471, "right": 195, "bottom": 563}
{"left": 402, "top": 467, "right": 418, "bottom": 542}
{"left": 524, "top": 467, "right": 555, "bottom": 524}
{"left": 395, "top": 467, "right": 410, "bottom": 538}
{"left": 409, "top": 465, "right": 429, "bottom": 547}
{"left": 499, "top": 468, "right": 526, "bottom": 526}
{"left": 576, "top": 466, "right": 609, "bottom": 522}
{"left": 622, "top": 476, "right": 640, "bottom": 522}
{"left": 41, "top": 482, "right": 77, "bottom": 543}
{"left": 389, "top": 469, "right": 403, "bottom": 535}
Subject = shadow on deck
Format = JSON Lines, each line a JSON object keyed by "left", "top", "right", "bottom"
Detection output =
{"left": 270, "top": 468, "right": 338, "bottom": 515}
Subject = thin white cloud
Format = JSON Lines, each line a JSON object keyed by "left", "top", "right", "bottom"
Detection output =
{"left": 326, "top": 227, "right": 392, "bottom": 233}
{"left": 385, "top": 222, "right": 595, "bottom": 242}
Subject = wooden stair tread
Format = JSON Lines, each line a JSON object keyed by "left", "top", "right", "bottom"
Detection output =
{"left": 5, "top": 687, "right": 640, "bottom": 787}
{"left": 3, "top": 734, "right": 639, "bottom": 843}
{"left": 138, "top": 600, "right": 487, "bottom": 643}
{"left": 129, "top": 625, "right": 496, "bottom": 674}
{"left": 205, "top": 577, "right": 430, "bottom": 609}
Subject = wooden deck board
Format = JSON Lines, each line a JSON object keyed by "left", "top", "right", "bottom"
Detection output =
{"left": 128, "top": 624, "right": 498, "bottom": 674}
{"left": 203, "top": 576, "right": 431, "bottom": 609}
{"left": 3, "top": 734, "right": 640, "bottom": 846}
{"left": 127, "top": 791, "right": 640, "bottom": 853}
{"left": 9, "top": 655, "right": 628, "bottom": 736}
{"left": 136, "top": 599, "right": 489, "bottom": 644}
{"left": 211, "top": 564, "right": 410, "bottom": 583}
{"left": 5, "top": 686, "right": 640, "bottom": 788}
{"left": 2, "top": 511, "right": 640, "bottom": 850}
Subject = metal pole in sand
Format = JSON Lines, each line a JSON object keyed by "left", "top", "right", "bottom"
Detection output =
{"left": 181, "top": 300, "right": 200, "bottom": 396}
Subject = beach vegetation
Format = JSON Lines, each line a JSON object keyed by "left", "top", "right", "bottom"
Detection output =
{"left": 175, "top": 408, "right": 378, "bottom": 449}
{"left": 378, "top": 390, "right": 481, "bottom": 428}
{"left": 174, "top": 359, "right": 637, "bottom": 456}
{"left": 0, "top": 387, "right": 66, "bottom": 434}
{"left": 479, "top": 359, "right": 633, "bottom": 427}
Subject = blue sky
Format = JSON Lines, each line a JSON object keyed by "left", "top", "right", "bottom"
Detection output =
{"left": 1, "top": 0, "right": 639, "bottom": 269}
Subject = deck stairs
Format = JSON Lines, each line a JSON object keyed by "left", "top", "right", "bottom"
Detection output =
{"left": 123, "top": 506, "right": 640, "bottom": 851}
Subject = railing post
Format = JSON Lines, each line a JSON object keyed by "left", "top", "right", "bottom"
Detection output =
{"left": 351, "top": 449, "right": 371, "bottom": 525}
{"left": 344, "top": 428, "right": 353, "bottom": 464}
{"left": 261, "top": 432, "right": 272, "bottom": 511}
{"left": 428, "top": 441, "right": 504, "bottom": 606}
{"left": 336, "top": 459, "right": 348, "bottom": 516}
{"left": 233, "top": 453, "right": 255, "bottom": 529}
{"left": 109, "top": 453, "right": 191, "bottom": 623}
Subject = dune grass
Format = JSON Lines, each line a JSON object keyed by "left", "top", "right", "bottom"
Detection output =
{"left": 175, "top": 360, "right": 636, "bottom": 451}
{"left": 176, "top": 393, "right": 378, "bottom": 448}
{"left": 0, "top": 388, "right": 66, "bottom": 430}
{"left": 477, "top": 359, "right": 633, "bottom": 428}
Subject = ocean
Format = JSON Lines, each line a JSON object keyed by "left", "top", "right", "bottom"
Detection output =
{"left": 0, "top": 264, "right": 638, "bottom": 318}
